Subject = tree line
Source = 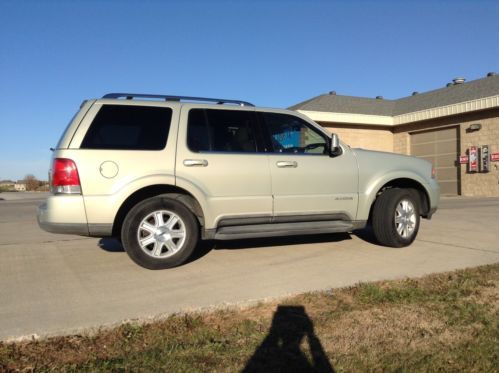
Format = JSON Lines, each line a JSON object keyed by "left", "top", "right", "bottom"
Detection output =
{"left": 0, "top": 175, "right": 49, "bottom": 192}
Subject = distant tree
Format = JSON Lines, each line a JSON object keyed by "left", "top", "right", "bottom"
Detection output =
{"left": 23, "top": 174, "right": 40, "bottom": 191}
{"left": 36, "top": 182, "right": 50, "bottom": 192}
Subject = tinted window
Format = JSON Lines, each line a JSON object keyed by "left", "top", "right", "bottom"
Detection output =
{"left": 187, "top": 109, "right": 258, "bottom": 153}
{"left": 262, "top": 113, "right": 327, "bottom": 154}
{"left": 81, "top": 105, "right": 172, "bottom": 150}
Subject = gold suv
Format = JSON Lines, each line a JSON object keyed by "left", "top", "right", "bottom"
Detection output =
{"left": 38, "top": 93, "right": 440, "bottom": 269}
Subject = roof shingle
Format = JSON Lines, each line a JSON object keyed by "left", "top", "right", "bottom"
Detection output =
{"left": 289, "top": 75, "right": 499, "bottom": 116}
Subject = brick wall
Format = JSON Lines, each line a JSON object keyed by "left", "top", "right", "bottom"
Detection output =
{"left": 459, "top": 115, "right": 499, "bottom": 197}
{"left": 393, "top": 108, "right": 499, "bottom": 197}
{"left": 318, "top": 122, "right": 394, "bottom": 152}
{"left": 393, "top": 132, "right": 409, "bottom": 155}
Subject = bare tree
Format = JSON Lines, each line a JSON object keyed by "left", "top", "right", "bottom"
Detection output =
{"left": 23, "top": 174, "right": 40, "bottom": 191}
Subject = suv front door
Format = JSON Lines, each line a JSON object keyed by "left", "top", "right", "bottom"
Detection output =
{"left": 260, "top": 111, "right": 358, "bottom": 221}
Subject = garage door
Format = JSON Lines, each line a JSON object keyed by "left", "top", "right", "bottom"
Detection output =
{"left": 410, "top": 127, "right": 459, "bottom": 195}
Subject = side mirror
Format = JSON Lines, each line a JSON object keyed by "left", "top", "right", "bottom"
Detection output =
{"left": 329, "top": 134, "right": 341, "bottom": 156}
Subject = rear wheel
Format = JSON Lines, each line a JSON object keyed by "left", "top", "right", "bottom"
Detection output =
{"left": 372, "top": 188, "right": 420, "bottom": 247}
{"left": 121, "top": 196, "right": 198, "bottom": 269}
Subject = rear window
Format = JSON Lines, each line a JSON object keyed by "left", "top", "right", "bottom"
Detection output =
{"left": 187, "top": 109, "right": 259, "bottom": 153}
{"left": 81, "top": 105, "right": 172, "bottom": 150}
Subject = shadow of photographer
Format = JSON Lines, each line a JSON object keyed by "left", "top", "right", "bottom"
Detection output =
{"left": 243, "top": 305, "right": 334, "bottom": 372}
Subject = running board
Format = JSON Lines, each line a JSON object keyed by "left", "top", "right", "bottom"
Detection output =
{"left": 213, "top": 221, "right": 355, "bottom": 240}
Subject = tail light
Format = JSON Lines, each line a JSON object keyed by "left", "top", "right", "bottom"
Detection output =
{"left": 431, "top": 166, "right": 437, "bottom": 179}
{"left": 51, "top": 158, "right": 81, "bottom": 194}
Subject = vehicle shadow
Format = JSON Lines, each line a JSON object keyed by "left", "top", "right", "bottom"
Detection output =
{"left": 243, "top": 305, "right": 335, "bottom": 372}
{"left": 182, "top": 232, "right": 353, "bottom": 264}
{"left": 97, "top": 238, "right": 218, "bottom": 260}
{"left": 98, "top": 238, "right": 125, "bottom": 252}
{"left": 214, "top": 232, "right": 351, "bottom": 250}
{"left": 98, "top": 228, "right": 377, "bottom": 262}
{"left": 352, "top": 226, "right": 379, "bottom": 245}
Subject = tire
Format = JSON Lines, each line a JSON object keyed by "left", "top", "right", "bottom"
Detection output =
{"left": 121, "top": 195, "right": 199, "bottom": 269}
{"left": 371, "top": 188, "right": 420, "bottom": 247}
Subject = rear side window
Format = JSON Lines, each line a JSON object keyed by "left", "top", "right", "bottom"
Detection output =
{"left": 187, "top": 109, "right": 259, "bottom": 153}
{"left": 81, "top": 105, "right": 172, "bottom": 150}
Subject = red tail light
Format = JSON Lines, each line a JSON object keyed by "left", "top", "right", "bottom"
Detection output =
{"left": 51, "top": 158, "right": 81, "bottom": 194}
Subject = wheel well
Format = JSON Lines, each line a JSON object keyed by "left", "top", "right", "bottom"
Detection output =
{"left": 112, "top": 185, "right": 204, "bottom": 237}
{"left": 368, "top": 178, "right": 430, "bottom": 222}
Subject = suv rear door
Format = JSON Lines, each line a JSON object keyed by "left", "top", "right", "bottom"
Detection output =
{"left": 176, "top": 105, "right": 273, "bottom": 229}
{"left": 68, "top": 101, "right": 179, "bottom": 233}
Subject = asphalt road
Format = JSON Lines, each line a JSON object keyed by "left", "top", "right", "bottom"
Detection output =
{"left": 1, "top": 192, "right": 498, "bottom": 341}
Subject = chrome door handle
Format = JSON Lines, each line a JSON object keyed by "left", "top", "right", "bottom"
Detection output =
{"left": 183, "top": 159, "right": 208, "bottom": 167}
{"left": 276, "top": 161, "right": 298, "bottom": 168}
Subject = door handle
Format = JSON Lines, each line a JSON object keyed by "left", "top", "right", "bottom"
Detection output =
{"left": 183, "top": 159, "right": 208, "bottom": 167}
{"left": 276, "top": 161, "right": 298, "bottom": 168}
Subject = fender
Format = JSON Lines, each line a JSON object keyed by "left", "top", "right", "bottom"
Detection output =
{"left": 357, "top": 170, "right": 432, "bottom": 221}
{"left": 84, "top": 173, "right": 177, "bottom": 225}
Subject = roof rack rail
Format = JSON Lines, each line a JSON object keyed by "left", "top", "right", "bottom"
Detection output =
{"left": 102, "top": 93, "right": 254, "bottom": 107}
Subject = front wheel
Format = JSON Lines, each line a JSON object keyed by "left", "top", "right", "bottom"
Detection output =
{"left": 121, "top": 196, "right": 199, "bottom": 269}
{"left": 371, "top": 188, "right": 420, "bottom": 247}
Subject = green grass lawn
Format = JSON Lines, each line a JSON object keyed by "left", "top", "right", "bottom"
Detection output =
{"left": 1, "top": 263, "right": 498, "bottom": 372}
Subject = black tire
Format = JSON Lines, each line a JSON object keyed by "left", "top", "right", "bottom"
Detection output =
{"left": 371, "top": 188, "right": 420, "bottom": 247}
{"left": 121, "top": 195, "right": 199, "bottom": 269}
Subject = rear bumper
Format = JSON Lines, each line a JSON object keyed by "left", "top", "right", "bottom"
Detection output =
{"left": 37, "top": 195, "right": 89, "bottom": 236}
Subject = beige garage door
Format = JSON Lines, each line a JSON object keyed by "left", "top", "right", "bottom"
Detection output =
{"left": 410, "top": 127, "right": 459, "bottom": 195}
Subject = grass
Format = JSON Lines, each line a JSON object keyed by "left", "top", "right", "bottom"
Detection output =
{"left": 1, "top": 264, "right": 498, "bottom": 372}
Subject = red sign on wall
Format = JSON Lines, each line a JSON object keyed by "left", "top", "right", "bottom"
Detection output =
{"left": 491, "top": 153, "right": 499, "bottom": 162}
{"left": 459, "top": 155, "right": 469, "bottom": 164}
{"left": 469, "top": 146, "right": 478, "bottom": 172}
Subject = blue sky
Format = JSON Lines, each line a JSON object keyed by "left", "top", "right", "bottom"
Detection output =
{"left": 0, "top": 0, "right": 498, "bottom": 181}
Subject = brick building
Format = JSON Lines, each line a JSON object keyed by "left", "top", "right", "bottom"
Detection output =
{"left": 290, "top": 73, "right": 499, "bottom": 197}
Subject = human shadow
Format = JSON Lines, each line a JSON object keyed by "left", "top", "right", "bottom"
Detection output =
{"left": 243, "top": 305, "right": 334, "bottom": 373}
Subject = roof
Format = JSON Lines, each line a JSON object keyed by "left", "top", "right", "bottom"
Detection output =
{"left": 289, "top": 74, "right": 499, "bottom": 116}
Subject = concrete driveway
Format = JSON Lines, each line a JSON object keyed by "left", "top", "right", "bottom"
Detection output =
{"left": 0, "top": 192, "right": 498, "bottom": 341}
